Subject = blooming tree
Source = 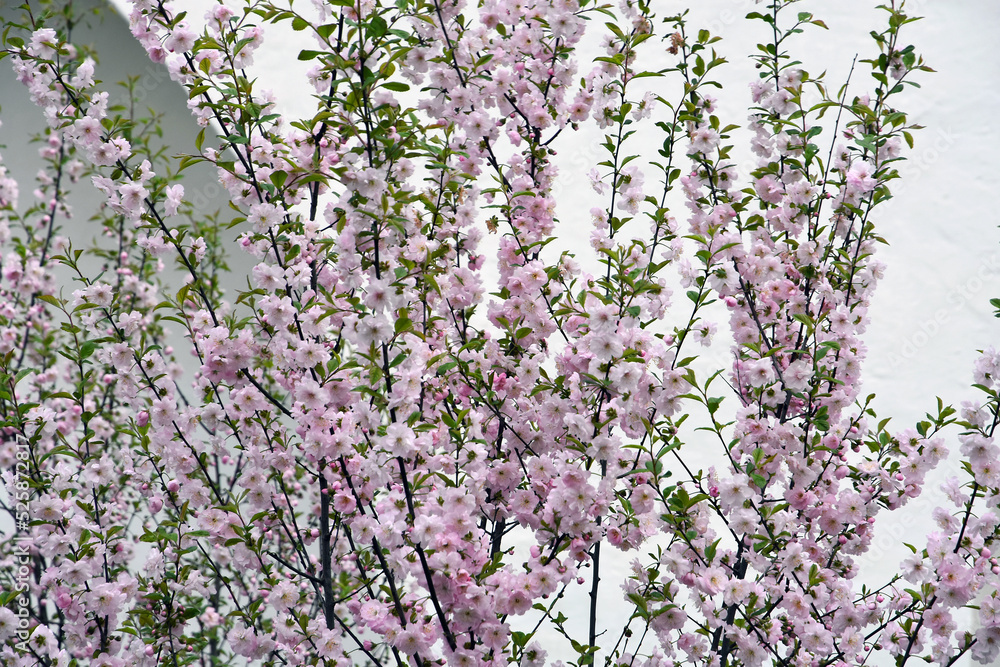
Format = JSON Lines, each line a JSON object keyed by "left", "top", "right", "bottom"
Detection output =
{"left": 1, "top": 0, "right": 999, "bottom": 666}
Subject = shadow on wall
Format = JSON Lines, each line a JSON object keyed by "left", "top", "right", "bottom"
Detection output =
{"left": 0, "top": 0, "right": 247, "bottom": 346}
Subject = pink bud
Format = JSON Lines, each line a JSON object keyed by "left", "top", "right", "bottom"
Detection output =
{"left": 166, "top": 479, "right": 180, "bottom": 493}
{"left": 149, "top": 496, "right": 163, "bottom": 513}
{"left": 838, "top": 535, "right": 847, "bottom": 544}
{"left": 137, "top": 411, "right": 149, "bottom": 427}
{"left": 145, "top": 646, "right": 155, "bottom": 657}
{"left": 876, "top": 594, "right": 884, "bottom": 603}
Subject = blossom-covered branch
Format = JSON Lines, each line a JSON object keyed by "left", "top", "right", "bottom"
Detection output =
{"left": 1, "top": 1, "right": 997, "bottom": 667}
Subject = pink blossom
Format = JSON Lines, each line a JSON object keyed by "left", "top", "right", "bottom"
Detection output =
{"left": 846, "top": 160, "right": 877, "bottom": 193}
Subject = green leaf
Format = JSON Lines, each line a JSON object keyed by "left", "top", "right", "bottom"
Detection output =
{"left": 13, "top": 368, "right": 34, "bottom": 387}
{"left": 36, "top": 294, "right": 62, "bottom": 307}
{"left": 369, "top": 16, "right": 388, "bottom": 38}
{"left": 436, "top": 361, "right": 457, "bottom": 375}
{"left": 270, "top": 171, "right": 288, "bottom": 189}
{"left": 626, "top": 592, "right": 649, "bottom": 613}
{"left": 705, "top": 538, "right": 720, "bottom": 563}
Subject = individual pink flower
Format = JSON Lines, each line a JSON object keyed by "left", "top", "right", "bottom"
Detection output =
{"left": 163, "top": 184, "right": 184, "bottom": 216}
{"left": 248, "top": 201, "right": 283, "bottom": 233}
{"left": 164, "top": 22, "right": 196, "bottom": 52}
{"left": 846, "top": 160, "right": 877, "bottom": 193}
